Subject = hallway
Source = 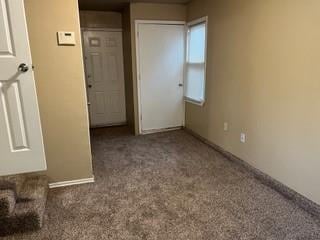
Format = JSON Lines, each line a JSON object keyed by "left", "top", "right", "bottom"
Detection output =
{"left": 6, "top": 127, "right": 320, "bottom": 239}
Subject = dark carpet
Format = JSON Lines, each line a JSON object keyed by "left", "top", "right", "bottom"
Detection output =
{"left": 0, "top": 175, "right": 48, "bottom": 236}
{"left": 4, "top": 127, "right": 320, "bottom": 239}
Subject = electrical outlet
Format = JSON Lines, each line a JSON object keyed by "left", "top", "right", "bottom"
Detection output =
{"left": 240, "top": 133, "right": 246, "bottom": 143}
{"left": 224, "top": 122, "right": 228, "bottom": 131}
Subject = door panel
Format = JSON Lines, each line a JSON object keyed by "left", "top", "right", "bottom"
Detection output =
{"left": 1, "top": 80, "right": 28, "bottom": 150}
{"left": 95, "top": 92, "right": 105, "bottom": 114}
{"left": 0, "top": 0, "right": 14, "bottom": 55}
{"left": 0, "top": 0, "right": 46, "bottom": 176}
{"left": 137, "top": 24, "right": 185, "bottom": 133}
{"left": 83, "top": 31, "right": 126, "bottom": 127}
{"left": 91, "top": 53, "right": 103, "bottom": 84}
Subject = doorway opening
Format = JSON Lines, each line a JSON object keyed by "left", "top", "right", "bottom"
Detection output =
{"left": 77, "top": 1, "right": 196, "bottom": 137}
{"left": 78, "top": 1, "right": 136, "bottom": 137}
{"left": 82, "top": 29, "right": 127, "bottom": 128}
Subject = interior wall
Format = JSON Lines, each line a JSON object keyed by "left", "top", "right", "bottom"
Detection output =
{"left": 80, "top": 10, "right": 122, "bottom": 28}
{"left": 186, "top": 0, "right": 320, "bottom": 204}
{"left": 130, "top": 3, "right": 187, "bottom": 134}
{"left": 24, "top": 0, "right": 93, "bottom": 183}
{"left": 122, "top": 6, "right": 135, "bottom": 131}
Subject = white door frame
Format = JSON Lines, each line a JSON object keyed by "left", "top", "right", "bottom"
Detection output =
{"left": 81, "top": 27, "right": 122, "bottom": 33}
{"left": 81, "top": 27, "right": 126, "bottom": 128}
{"left": 135, "top": 20, "right": 186, "bottom": 135}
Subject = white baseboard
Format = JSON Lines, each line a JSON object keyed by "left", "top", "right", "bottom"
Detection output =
{"left": 141, "top": 126, "right": 182, "bottom": 135}
{"left": 49, "top": 176, "right": 95, "bottom": 189}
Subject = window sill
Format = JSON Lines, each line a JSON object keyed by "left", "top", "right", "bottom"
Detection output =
{"left": 184, "top": 97, "right": 205, "bottom": 107}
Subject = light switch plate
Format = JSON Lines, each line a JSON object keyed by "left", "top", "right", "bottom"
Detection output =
{"left": 57, "top": 31, "right": 75, "bottom": 46}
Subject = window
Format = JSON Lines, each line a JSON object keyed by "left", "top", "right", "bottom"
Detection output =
{"left": 185, "top": 17, "right": 208, "bottom": 105}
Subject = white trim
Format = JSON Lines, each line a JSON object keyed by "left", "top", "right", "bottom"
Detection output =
{"left": 90, "top": 121, "right": 127, "bottom": 129}
{"left": 141, "top": 127, "right": 182, "bottom": 135}
{"left": 135, "top": 20, "right": 186, "bottom": 26}
{"left": 182, "top": 25, "right": 187, "bottom": 128}
{"left": 185, "top": 98, "right": 205, "bottom": 106}
{"left": 187, "top": 16, "right": 208, "bottom": 27}
{"left": 135, "top": 21, "right": 142, "bottom": 134}
{"left": 135, "top": 20, "right": 186, "bottom": 135}
{"left": 185, "top": 16, "right": 208, "bottom": 106}
{"left": 49, "top": 177, "right": 95, "bottom": 189}
{"left": 81, "top": 27, "right": 122, "bottom": 32}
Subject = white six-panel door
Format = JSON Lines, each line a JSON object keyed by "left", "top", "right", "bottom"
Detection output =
{"left": 0, "top": 0, "right": 46, "bottom": 176}
{"left": 137, "top": 23, "right": 185, "bottom": 133}
{"left": 83, "top": 30, "right": 126, "bottom": 127}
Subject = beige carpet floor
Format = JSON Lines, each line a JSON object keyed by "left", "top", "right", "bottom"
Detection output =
{"left": 3, "top": 127, "right": 320, "bottom": 239}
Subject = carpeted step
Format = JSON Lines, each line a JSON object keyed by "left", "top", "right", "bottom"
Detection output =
{"left": 0, "top": 174, "right": 25, "bottom": 218}
{"left": 0, "top": 175, "right": 48, "bottom": 236}
{"left": 0, "top": 189, "right": 16, "bottom": 217}
{"left": 0, "top": 174, "right": 26, "bottom": 194}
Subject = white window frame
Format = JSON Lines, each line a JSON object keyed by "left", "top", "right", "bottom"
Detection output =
{"left": 184, "top": 16, "right": 208, "bottom": 106}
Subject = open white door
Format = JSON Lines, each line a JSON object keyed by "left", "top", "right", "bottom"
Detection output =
{"left": 0, "top": 0, "right": 46, "bottom": 176}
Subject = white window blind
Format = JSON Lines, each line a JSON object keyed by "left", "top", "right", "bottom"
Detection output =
{"left": 185, "top": 17, "right": 208, "bottom": 105}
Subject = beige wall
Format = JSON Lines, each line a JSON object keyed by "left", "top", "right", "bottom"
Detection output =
{"left": 80, "top": 10, "right": 122, "bottom": 29}
{"left": 25, "top": 0, "right": 93, "bottom": 183}
{"left": 130, "top": 3, "right": 187, "bottom": 134}
{"left": 186, "top": 0, "right": 320, "bottom": 204}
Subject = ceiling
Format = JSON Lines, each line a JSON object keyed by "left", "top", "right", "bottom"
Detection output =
{"left": 78, "top": 0, "right": 191, "bottom": 12}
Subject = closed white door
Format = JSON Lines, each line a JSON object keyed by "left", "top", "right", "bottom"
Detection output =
{"left": 83, "top": 30, "right": 126, "bottom": 127}
{"left": 137, "top": 23, "right": 185, "bottom": 133}
{"left": 0, "top": 0, "right": 46, "bottom": 176}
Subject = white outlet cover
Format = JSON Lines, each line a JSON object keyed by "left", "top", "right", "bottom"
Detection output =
{"left": 224, "top": 122, "right": 228, "bottom": 131}
{"left": 240, "top": 133, "right": 246, "bottom": 143}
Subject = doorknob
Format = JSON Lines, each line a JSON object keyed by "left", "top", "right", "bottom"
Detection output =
{"left": 179, "top": 83, "right": 183, "bottom": 87}
{"left": 88, "top": 84, "right": 92, "bottom": 88}
{"left": 18, "top": 63, "right": 29, "bottom": 73}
